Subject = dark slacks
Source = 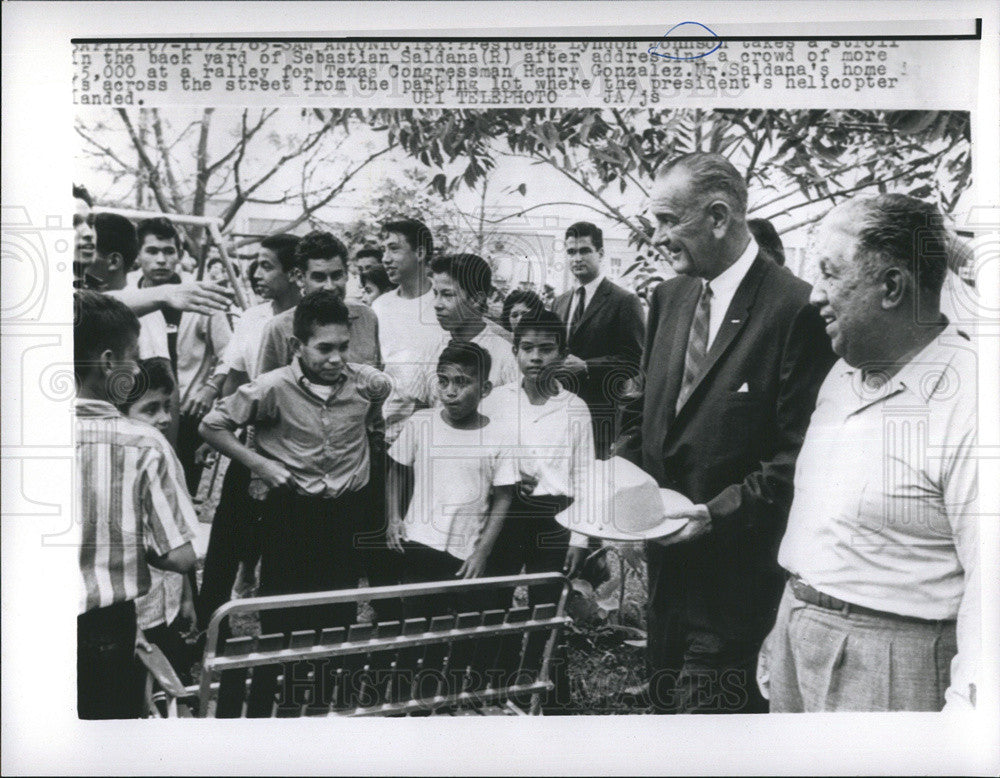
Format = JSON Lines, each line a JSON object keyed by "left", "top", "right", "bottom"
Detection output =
{"left": 244, "top": 487, "right": 366, "bottom": 717}
{"left": 195, "top": 458, "right": 260, "bottom": 629}
{"left": 490, "top": 494, "right": 572, "bottom": 713}
{"left": 354, "top": 446, "right": 403, "bottom": 622}
{"left": 645, "top": 542, "right": 769, "bottom": 714}
{"left": 175, "top": 412, "right": 206, "bottom": 496}
{"left": 77, "top": 600, "right": 144, "bottom": 719}
{"left": 400, "top": 541, "right": 504, "bottom": 621}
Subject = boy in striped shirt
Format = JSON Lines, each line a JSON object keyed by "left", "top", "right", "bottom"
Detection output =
{"left": 75, "top": 291, "right": 198, "bottom": 719}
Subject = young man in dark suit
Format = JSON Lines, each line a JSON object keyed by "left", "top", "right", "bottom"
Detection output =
{"left": 615, "top": 153, "right": 836, "bottom": 714}
{"left": 554, "top": 221, "right": 645, "bottom": 459}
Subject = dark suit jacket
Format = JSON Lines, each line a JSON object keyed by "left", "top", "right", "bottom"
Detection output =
{"left": 617, "top": 253, "right": 835, "bottom": 649}
{"left": 554, "top": 277, "right": 645, "bottom": 458}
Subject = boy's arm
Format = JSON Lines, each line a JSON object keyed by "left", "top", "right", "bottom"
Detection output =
{"left": 457, "top": 484, "right": 514, "bottom": 578}
{"left": 106, "top": 280, "right": 233, "bottom": 317}
{"left": 148, "top": 542, "right": 197, "bottom": 575}
{"left": 199, "top": 385, "right": 294, "bottom": 489}
{"left": 384, "top": 456, "right": 413, "bottom": 552}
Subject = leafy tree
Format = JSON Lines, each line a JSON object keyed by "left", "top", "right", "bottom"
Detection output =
{"left": 376, "top": 108, "right": 970, "bottom": 291}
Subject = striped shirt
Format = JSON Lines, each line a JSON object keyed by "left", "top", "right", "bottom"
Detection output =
{"left": 76, "top": 399, "right": 196, "bottom": 614}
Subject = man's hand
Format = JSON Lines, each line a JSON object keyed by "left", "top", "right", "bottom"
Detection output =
{"left": 756, "top": 629, "right": 773, "bottom": 701}
{"left": 386, "top": 516, "right": 405, "bottom": 553}
{"left": 163, "top": 280, "right": 234, "bottom": 315}
{"left": 516, "top": 474, "right": 539, "bottom": 500}
{"left": 652, "top": 504, "right": 712, "bottom": 546}
{"left": 456, "top": 548, "right": 489, "bottom": 579}
{"left": 135, "top": 624, "right": 153, "bottom": 655}
{"left": 251, "top": 458, "right": 295, "bottom": 490}
{"left": 563, "top": 546, "right": 588, "bottom": 577}
{"left": 181, "top": 384, "right": 219, "bottom": 419}
{"left": 561, "top": 354, "right": 588, "bottom": 374}
{"left": 194, "top": 442, "right": 215, "bottom": 466}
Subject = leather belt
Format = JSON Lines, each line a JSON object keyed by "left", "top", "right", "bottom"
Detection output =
{"left": 788, "top": 575, "right": 954, "bottom": 626}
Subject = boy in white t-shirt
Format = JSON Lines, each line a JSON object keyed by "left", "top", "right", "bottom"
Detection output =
{"left": 372, "top": 219, "right": 445, "bottom": 443}
{"left": 387, "top": 341, "right": 516, "bottom": 618}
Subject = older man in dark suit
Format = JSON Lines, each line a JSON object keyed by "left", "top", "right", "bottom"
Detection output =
{"left": 616, "top": 153, "right": 835, "bottom": 714}
{"left": 554, "top": 221, "right": 645, "bottom": 459}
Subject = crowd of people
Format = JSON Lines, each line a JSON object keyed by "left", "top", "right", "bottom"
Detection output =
{"left": 72, "top": 150, "right": 979, "bottom": 719}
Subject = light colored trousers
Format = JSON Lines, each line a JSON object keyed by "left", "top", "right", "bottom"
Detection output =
{"left": 763, "top": 582, "right": 956, "bottom": 712}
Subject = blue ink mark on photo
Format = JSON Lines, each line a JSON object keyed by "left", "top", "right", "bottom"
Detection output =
{"left": 648, "top": 21, "right": 722, "bottom": 61}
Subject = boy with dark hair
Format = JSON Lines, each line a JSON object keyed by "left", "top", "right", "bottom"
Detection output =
{"left": 119, "top": 358, "right": 198, "bottom": 685}
{"left": 425, "top": 253, "right": 519, "bottom": 400}
{"left": 124, "top": 215, "right": 233, "bottom": 493}
{"left": 374, "top": 218, "right": 444, "bottom": 443}
{"left": 195, "top": 232, "right": 302, "bottom": 628}
{"left": 200, "top": 290, "right": 391, "bottom": 635}
{"left": 257, "top": 230, "right": 380, "bottom": 373}
{"left": 387, "top": 341, "right": 517, "bottom": 617}
{"left": 360, "top": 265, "right": 396, "bottom": 306}
{"left": 485, "top": 309, "right": 597, "bottom": 708}
{"left": 135, "top": 216, "right": 183, "bottom": 287}
{"left": 253, "top": 231, "right": 389, "bottom": 615}
{"left": 74, "top": 291, "right": 197, "bottom": 718}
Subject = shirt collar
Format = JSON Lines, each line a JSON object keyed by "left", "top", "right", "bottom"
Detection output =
{"left": 574, "top": 273, "right": 605, "bottom": 300}
{"left": 75, "top": 398, "right": 122, "bottom": 419}
{"left": 706, "top": 237, "right": 757, "bottom": 299}
{"left": 290, "top": 357, "right": 350, "bottom": 398}
{"left": 837, "top": 319, "right": 959, "bottom": 408}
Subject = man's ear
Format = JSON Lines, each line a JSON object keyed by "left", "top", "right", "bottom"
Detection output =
{"left": 707, "top": 199, "right": 731, "bottom": 237}
{"left": 481, "top": 379, "right": 493, "bottom": 399}
{"left": 291, "top": 267, "right": 304, "bottom": 290}
{"left": 105, "top": 251, "right": 124, "bottom": 274}
{"left": 881, "top": 267, "right": 907, "bottom": 310}
{"left": 98, "top": 347, "right": 117, "bottom": 377}
{"left": 288, "top": 335, "right": 303, "bottom": 355}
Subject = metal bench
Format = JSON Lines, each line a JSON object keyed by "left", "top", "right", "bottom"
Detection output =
{"left": 147, "top": 573, "right": 570, "bottom": 717}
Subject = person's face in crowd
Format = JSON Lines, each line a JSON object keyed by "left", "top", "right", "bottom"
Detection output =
{"left": 355, "top": 254, "right": 382, "bottom": 277}
{"left": 382, "top": 231, "right": 422, "bottom": 286}
{"left": 432, "top": 272, "right": 481, "bottom": 333}
{"left": 207, "top": 261, "right": 227, "bottom": 285}
{"left": 255, "top": 248, "right": 294, "bottom": 300}
{"left": 436, "top": 362, "right": 489, "bottom": 425}
{"left": 298, "top": 256, "right": 348, "bottom": 299}
{"left": 542, "top": 287, "right": 555, "bottom": 309}
{"left": 294, "top": 322, "right": 351, "bottom": 385}
{"left": 73, "top": 198, "right": 96, "bottom": 287}
{"left": 650, "top": 168, "right": 722, "bottom": 279}
{"left": 515, "top": 330, "right": 563, "bottom": 384}
{"left": 565, "top": 235, "right": 602, "bottom": 285}
{"left": 809, "top": 215, "right": 884, "bottom": 368}
{"left": 508, "top": 302, "right": 534, "bottom": 333}
{"left": 137, "top": 234, "right": 181, "bottom": 286}
{"left": 125, "top": 387, "right": 172, "bottom": 436}
{"left": 361, "top": 281, "right": 383, "bottom": 307}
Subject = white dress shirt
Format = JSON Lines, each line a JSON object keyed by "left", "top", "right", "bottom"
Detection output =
{"left": 704, "top": 238, "right": 758, "bottom": 347}
{"left": 566, "top": 273, "right": 606, "bottom": 335}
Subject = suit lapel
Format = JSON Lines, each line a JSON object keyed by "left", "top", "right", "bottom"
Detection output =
{"left": 673, "top": 255, "right": 770, "bottom": 421}
{"left": 555, "top": 291, "right": 571, "bottom": 324}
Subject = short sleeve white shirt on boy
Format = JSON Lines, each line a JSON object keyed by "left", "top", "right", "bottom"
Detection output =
{"left": 388, "top": 408, "right": 518, "bottom": 561}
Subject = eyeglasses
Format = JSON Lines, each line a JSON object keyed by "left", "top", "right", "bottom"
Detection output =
{"left": 565, "top": 247, "right": 595, "bottom": 256}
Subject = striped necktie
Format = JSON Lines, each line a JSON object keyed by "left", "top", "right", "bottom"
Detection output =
{"left": 676, "top": 282, "right": 712, "bottom": 413}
